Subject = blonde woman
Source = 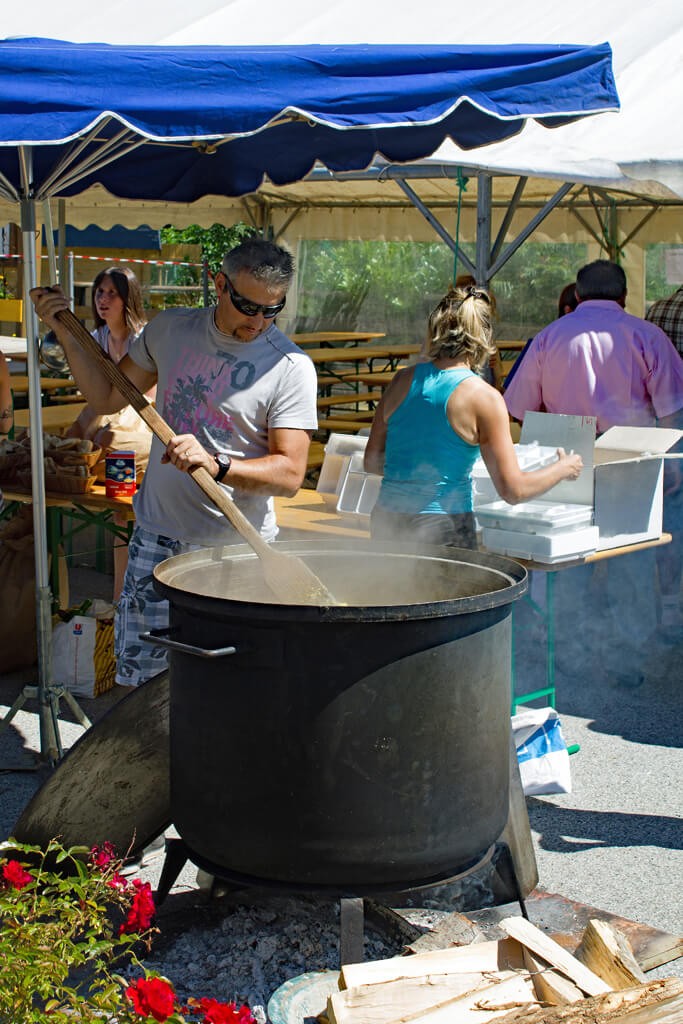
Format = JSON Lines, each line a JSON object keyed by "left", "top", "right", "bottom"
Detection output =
{"left": 364, "top": 285, "right": 583, "bottom": 549}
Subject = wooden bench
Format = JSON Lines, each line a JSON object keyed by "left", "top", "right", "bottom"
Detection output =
{"left": 316, "top": 390, "right": 383, "bottom": 411}
{"left": 316, "top": 415, "right": 374, "bottom": 434}
{"left": 306, "top": 441, "right": 326, "bottom": 469}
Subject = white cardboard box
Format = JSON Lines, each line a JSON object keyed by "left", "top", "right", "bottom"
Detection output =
{"left": 316, "top": 432, "right": 369, "bottom": 506}
{"left": 519, "top": 412, "right": 683, "bottom": 551}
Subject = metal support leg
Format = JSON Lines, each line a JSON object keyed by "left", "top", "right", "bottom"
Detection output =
{"left": 155, "top": 838, "right": 190, "bottom": 905}
{"left": 0, "top": 682, "right": 92, "bottom": 769}
{"left": 340, "top": 897, "right": 365, "bottom": 966}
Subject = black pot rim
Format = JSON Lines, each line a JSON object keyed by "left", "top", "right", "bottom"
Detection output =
{"left": 153, "top": 539, "right": 528, "bottom": 622}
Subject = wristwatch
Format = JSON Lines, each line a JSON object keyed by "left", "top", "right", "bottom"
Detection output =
{"left": 213, "top": 452, "right": 232, "bottom": 483}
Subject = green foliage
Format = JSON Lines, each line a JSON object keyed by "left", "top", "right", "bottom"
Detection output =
{"left": 0, "top": 839, "right": 256, "bottom": 1024}
{"left": 160, "top": 223, "right": 256, "bottom": 275}
{"left": 0, "top": 271, "right": 15, "bottom": 299}
{"left": 0, "top": 839, "right": 148, "bottom": 1022}
{"left": 295, "top": 239, "right": 587, "bottom": 341}
{"left": 645, "top": 243, "right": 683, "bottom": 305}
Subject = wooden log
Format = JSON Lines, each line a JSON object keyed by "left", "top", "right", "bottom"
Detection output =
{"left": 574, "top": 919, "right": 648, "bottom": 989}
{"left": 340, "top": 938, "right": 525, "bottom": 991}
{"left": 405, "top": 911, "right": 487, "bottom": 954}
{"left": 330, "top": 972, "right": 538, "bottom": 1024}
{"left": 327, "top": 971, "right": 514, "bottom": 1024}
{"left": 500, "top": 917, "right": 611, "bottom": 997}
{"left": 482, "top": 977, "right": 683, "bottom": 1024}
{"left": 522, "top": 949, "right": 584, "bottom": 1006}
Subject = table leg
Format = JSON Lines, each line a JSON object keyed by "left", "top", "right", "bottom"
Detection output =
{"left": 511, "top": 571, "right": 557, "bottom": 713}
{"left": 47, "top": 507, "right": 63, "bottom": 607}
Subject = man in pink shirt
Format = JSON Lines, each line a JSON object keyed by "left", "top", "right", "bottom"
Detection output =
{"left": 504, "top": 260, "right": 683, "bottom": 434}
{"left": 504, "top": 260, "right": 683, "bottom": 686}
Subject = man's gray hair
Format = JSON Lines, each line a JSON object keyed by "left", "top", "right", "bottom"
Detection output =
{"left": 221, "top": 238, "right": 295, "bottom": 289}
{"left": 576, "top": 260, "right": 626, "bottom": 301}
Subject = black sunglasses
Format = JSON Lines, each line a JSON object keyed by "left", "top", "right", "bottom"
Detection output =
{"left": 225, "top": 276, "right": 286, "bottom": 318}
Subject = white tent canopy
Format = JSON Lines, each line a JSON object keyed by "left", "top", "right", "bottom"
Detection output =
{"left": 2, "top": 1, "right": 683, "bottom": 314}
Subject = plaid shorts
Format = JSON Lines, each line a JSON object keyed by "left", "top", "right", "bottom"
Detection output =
{"left": 115, "top": 526, "right": 200, "bottom": 687}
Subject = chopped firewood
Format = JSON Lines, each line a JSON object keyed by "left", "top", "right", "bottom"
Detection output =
{"left": 482, "top": 977, "right": 683, "bottom": 1023}
{"left": 327, "top": 970, "right": 517, "bottom": 1024}
{"left": 332, "top": 971, "right": 539, "bottom": 1024}
{"left": 574, "top": 920, "right": 648, "bottom": 989}
{"left": 405, "top": 911, "right": 488, "bottom": 953}
{"left": 500, "top": 918, "right": 611, "bottom": 997}
{"left": 340, "top": 938, "right": 525, "bottom": 990}
{"left": 523, "top": 948, "right": 585, "bottom": 1006}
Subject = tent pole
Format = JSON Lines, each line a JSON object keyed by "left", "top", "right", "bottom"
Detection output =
{"left": 57, "top": 199, "right": 67, "bottom": 287}
{"left": 475, "top": 171, "right": 492, "bottom": 286}
{"left": 0, "top": 176, "right": 90, "bottom": 768}
{"left": 21, "top": 190, "right": 61, "bottom": 763}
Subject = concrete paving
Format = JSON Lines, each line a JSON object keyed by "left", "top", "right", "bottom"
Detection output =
{"left": 1, "top": 560, "right": 681, "bottom": 980}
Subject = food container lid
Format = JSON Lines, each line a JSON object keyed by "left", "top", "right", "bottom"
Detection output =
{"left": 476, "top": 499, "right": 593, "bottom": 532}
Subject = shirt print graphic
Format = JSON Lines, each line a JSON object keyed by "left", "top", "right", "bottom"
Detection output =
{"left": 162, "top": 348, "right": 257, "bottom": 445}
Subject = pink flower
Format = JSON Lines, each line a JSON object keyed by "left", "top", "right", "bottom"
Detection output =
{"left": 90, "top": 841, "right": 118, "bottom": 869}
{"left": 2, "top": 859, "right": 33, "bottom": 890}
{"left": 119, "top": 879, "right": 156, "bottom": 935}
{"left": 196, "top": 998, "right": 256, "bottom": 1023}
{"left": 125, "top": 977, "right": 176, "bottom": 1021}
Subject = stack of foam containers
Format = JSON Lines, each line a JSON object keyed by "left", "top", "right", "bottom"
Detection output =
{"left": 335, "top": 451, "right": 382, "bottom": 523}
{"left": 473, "top": 443, "right": 599, "bottom": 563}
{"left": 316, "top": 433, "right": 370, "bottom": 507}
{"left": 315, "top": 432, "right": 382, "bottom": 524}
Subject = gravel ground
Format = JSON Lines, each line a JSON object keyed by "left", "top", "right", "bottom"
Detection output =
{"left": 1, "top": 561, "right": 681, "bottom": 1019}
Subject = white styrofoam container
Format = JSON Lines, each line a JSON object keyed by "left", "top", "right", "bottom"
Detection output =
{"left": 520, "top": 414, "right": 683, "bottom": 551}
{"left": 475, "top": 499, "right": 593, "bottom": 535}
{"left": 472, "top": 443, "right": 559, "bottom": 507}
{"left": 481, "top": 524, "right": 600, "bottom": 563}
{"left": 316, "top": 432, "right": 368, "bottom": 506}
{"left": 336, "top": 452, "right": 382, "bottom": 522}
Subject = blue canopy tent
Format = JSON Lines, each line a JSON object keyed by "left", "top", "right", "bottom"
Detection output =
{"left": 0, "top": 37, "right": 618, "bottom": 762}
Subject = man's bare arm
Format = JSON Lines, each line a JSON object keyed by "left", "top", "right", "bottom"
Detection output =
{"left": 164, "top": 427, "right": 312, "bottom": 496}
{"left": 30, "top": 286, "right": 157, "bottom": 414}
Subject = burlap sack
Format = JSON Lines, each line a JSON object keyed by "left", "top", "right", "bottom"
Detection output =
{"left": 0, "top": 506, "right": 69, "bottom": 673}
{"left": 79, "top": 405, "right": 153, "bottom": 484}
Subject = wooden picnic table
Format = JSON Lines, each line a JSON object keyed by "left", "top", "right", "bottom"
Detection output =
{"left": 339, "top": 370, "right": 400, "bottom": 388}
{"left": 496, "top": 340, "right": 526, "bottom": 351}
{"left": 14, "top": 402, "right": 88, "bottom": 433}
{"left": 292, "top": 330, "right": 385, "bottom": 347}
{"left": 306, "top": 343, "right": 420, "bottom": 369}
{"left": 10, "top": 374, "right": 78, "bottom": 395}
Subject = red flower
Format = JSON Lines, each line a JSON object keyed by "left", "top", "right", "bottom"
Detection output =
{"left": 90, "top": 841, "right": 117, "bottom": 869}
{"left": 196, "top": 998, "right": 256, "bottom": 1024}
{"left": 119, "top": 879, "right": 156, "bottom": 935}
{"left": 2, "top": 859, "right": 33, "bottom": 890}
{"left": 107, "top": 871, "right": 129, "bottom": 891}
{"left": 125, "top": 977, "right": 176, "bottom": 1021}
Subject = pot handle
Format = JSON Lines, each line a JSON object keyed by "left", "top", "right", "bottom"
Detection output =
{"left": 139, "top": 628, "right": 237, "bottom": 659}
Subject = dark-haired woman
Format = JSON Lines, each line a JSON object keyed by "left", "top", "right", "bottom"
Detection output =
{"left": 364, "top": 285, "right": 583, "bottom": 548}
{"left": 66, "top": 267, "right": 155, "bottom": 600}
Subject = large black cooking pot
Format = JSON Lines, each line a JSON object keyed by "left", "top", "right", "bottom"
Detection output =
{"left": 152, "top": 539, "right": 527, "bottom": 894}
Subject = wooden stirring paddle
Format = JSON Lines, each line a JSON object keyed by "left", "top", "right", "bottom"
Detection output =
{"left": 54, "top": 308, "right": 336, "bottom": 606}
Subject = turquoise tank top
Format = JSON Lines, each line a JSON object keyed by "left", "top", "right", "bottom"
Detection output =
{"left": 377, "top": 363, "right": 480, "bottom": 515}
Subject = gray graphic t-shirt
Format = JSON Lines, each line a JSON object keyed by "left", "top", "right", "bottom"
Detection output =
{"left": 127, "top": 307, "right": 318, "bottom": 545}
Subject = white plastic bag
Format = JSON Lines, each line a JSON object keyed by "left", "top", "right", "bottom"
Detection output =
{"left": 52, "top": 601, "right": 116, "bottom": 697}
{"left": 511, "top": 707, "right": 572, "bottom": 796}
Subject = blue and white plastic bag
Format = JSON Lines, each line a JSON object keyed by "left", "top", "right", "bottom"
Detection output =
{"left": 512, "top": 707, "right": 572, "bottom": 796}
